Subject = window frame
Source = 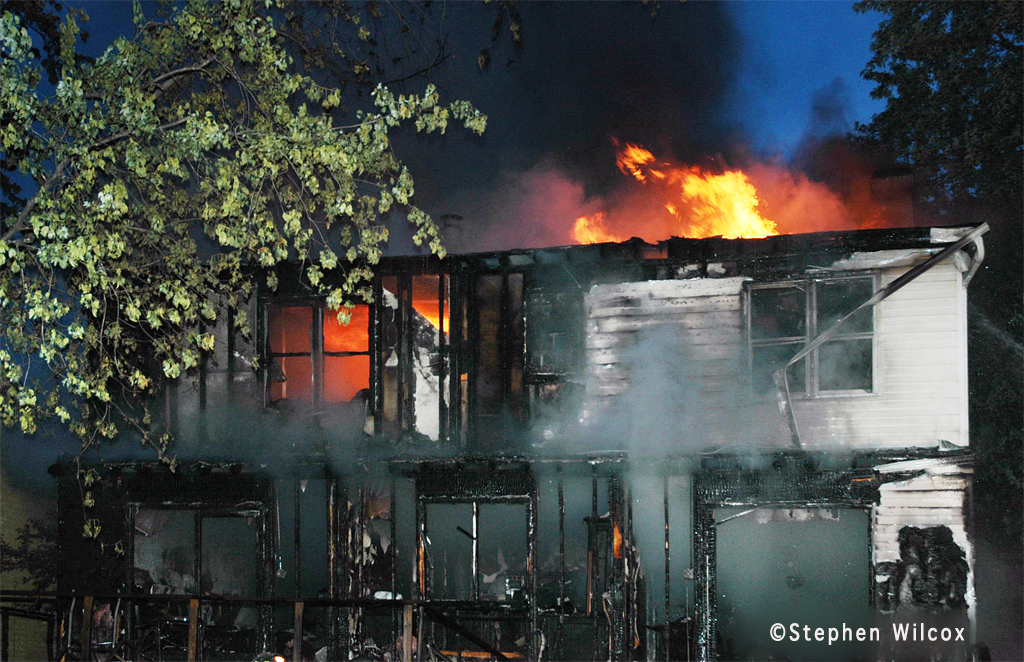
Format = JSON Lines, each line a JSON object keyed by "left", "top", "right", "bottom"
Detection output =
{"left": 747, "top": 273, "right": 879, "bottom": 398}
{"left": 263, "top": 299, "right": 372, "bottom": 409}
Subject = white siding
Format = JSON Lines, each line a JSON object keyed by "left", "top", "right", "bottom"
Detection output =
{"left": 581, "top": 277, "right": 793, "bottom": 447}
{"left": 796, "top": 261, "right": 968, "bottom": 449}
{"left": 872, "top": 468, "right": 975, "bottom": 629}
{"left": 580, "top": 258, "right": 969, "bottom": 451}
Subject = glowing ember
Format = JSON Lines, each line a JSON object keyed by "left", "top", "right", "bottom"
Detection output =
{"left": 572, "top": 212, "right": 626, "bottom": 244}
{"left": 576, "top": 142, "right": 780, "bottom": 244}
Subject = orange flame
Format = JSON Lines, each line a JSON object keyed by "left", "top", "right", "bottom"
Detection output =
{"left": 576, "top": 142, "right": 779, "bottom": 244}
{"left": 572, "top": 212, "right": 626, "bottom": 244}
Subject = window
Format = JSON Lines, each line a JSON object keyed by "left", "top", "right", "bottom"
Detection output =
{"left": 267, "top": 303, "right": 370, "bottom": 407}
{"left": 423, "top": 501, "right": 528, "bottom": 601}
{"left": 748, "top": 276, "right": 875, "bottom": 396}
{"left": 524, "top": 288, "right": 584, "bottom": 434}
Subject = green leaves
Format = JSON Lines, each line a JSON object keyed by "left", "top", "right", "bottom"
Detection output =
{"left": 0, "top": 1, "right": 487, "bottom": 454}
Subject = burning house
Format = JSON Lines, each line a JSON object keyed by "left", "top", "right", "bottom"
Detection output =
{"left": 33, "top": 218, "right": 988, "bottom": 661}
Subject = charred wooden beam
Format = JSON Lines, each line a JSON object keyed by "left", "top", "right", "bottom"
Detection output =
{"left": 422, "top": 607, "right": 510, "bottom": 660}
{"left": 292, "top": 602, "right": 304, "bottom": 662}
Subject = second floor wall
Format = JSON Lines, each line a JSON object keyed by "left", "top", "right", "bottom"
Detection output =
{"left": 159, "top": 226, "right": 981, "bottom": 456}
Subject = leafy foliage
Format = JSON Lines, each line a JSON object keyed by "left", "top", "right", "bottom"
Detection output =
{"left": 0, "top": 517, "right": 59, "bottom": 592}
{"left": 856, "top": 1, "right": 1023, "bottom": 550}
{"left": 854, "top": 1, "right": 1022, "bottom": 212}
{"left": 0, "top": 0, "right": 486, "bottom": 465}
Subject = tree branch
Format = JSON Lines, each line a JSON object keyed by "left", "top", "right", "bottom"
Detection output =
{"left": 145, "top": 57, "right": 216, "bottom": 91}
{"left": 88, "top": 117, "right": 189, "bottom": 152}
{"left": 3, "top": 159, "right": 69, "bottom": 243}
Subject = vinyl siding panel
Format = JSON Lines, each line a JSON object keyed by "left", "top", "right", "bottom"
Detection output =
{"left": 581, "top": 260, "right": 968, "bottom": 451}
{"left": 796, "top": 261, "right": 967, "bottom": 449}
{"left": 580, "top": 277, "right": 776, "bottom": 446}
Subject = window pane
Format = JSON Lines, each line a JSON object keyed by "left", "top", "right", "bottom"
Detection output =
{"left": 751, "top": 287, "right": 806, "bottom": 339}
{"left": 412, "top": 275, "right": 447, "bottom": 333}
{"left": 752, "top": 345, "right": 806, "bottom": 395}
{"left": 269, "top": 306, "right": 311, "bottom": 354}
{"left": 133, "top": 509, "right": 196, "bottom": 593}
{"left": 478, "top": 504, "right": 528, "bottom": 601}
{"left": 201, "top": 517, "right": 259, "bottom": 598}
{"left": 323, "top": 355, "right": 370, "bottom": 403}
{"left": 323, "top": 304, "right": 369, "bottom": 353}
{"left": 817, "top": 278, "right": 873, "bottom": 332}
{"left": 819, "top": 339, "right": 872, "bottom": 391}
{"left": 270, "top": 355, "right": 313, "bottom": 403}
{"left": 425, "top": 503, "right": 474, "bottom": 600}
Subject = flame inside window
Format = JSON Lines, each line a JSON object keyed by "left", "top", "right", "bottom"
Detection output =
{"left": 323, "top": 305, "right": 370, "bottom": 403}
{"left": 411, "top": 275, "right": 449, "bottom": 332}
{"left": 269, "top": 304, "right": 371, "bottom": 405}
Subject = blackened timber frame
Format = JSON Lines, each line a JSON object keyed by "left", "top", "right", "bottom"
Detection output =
{"left": 414, "top": 460, "right": 539, "bottom": 657}
{"left": 692, "top": 457, "right": 878, "bottom": 662}
{"left": 373, "top": 267, "right": 455, "bottom": 442}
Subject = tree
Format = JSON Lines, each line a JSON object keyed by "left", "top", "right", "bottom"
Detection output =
{"left": 0, "top": 0, "right": 487, "bottom": 476}
{"left": 856, "top": 1, "right": 1023, "bottom": 554}
{"left": 854, "top": 1, "right": 1022, "bottom": 214}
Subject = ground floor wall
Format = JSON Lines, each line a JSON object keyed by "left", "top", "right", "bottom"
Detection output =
{"left": 34, "top": 451, "right": 979, "bottom": 661}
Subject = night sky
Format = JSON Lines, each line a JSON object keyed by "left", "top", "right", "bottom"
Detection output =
{"left": 76, "top": 1, "right": 887, "bottom": 253}
{"left": 388, "top": 1, "right": 887, "bottom": 252}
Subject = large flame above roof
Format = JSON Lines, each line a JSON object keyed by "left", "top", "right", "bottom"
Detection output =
{"left": 573, "top": 142, "right": 779, "bottom": 243}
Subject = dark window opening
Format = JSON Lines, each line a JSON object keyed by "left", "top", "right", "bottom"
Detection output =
{"left": 749, "top": 276, "right": 875, "bottom": 396}
{"left": 423, "top": 501, "right": 529, "bottom": 602}
{"left": 525, "top": 288, "right": 584, "bottom": 437}
{"left": 131, "top": 507, "right": 264, "bottom": 659}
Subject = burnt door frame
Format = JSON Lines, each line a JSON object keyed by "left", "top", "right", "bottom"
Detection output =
{"left": 692, "top": 457, "right": 878, "bottom": 662}
{"left": 126, "top": 500, "right": 273, "bottom": 651}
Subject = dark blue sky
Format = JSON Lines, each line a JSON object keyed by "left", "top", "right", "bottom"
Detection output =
{"left": 726, "top": 1, "right": 884, "bottom": 156}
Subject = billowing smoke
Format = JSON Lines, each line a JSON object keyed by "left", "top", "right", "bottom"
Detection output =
{"left": 444, "top": 161, "right": 603, "bottom": 252}
{"left": 441, "top": 75, "right": 913, "bottom": 252}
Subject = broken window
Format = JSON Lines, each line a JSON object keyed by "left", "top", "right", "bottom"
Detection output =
{"left": 423, "top": 501, "right": 529, "bottom": 602}
{"left": 749, "top": 276, "right": 875, "bottom": 396}
{"left": 378, "top": 273, "right": 450, "bottom": 440}
{"left": 267, "top": 303, "right": 370, "bottom": 411}
{"left": 131, "top": 507, "right": 264, "bottom": 657}
{"left": 525, "top": 288, "right": 584, "bottom": 437}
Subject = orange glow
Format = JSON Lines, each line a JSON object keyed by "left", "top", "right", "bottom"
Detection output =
{"left": 572, "top": 212, "right": 626, "bottom": 244}
{"left": 613, "top": 522, "right": 623, "bottom": 559}
{"left": 577, "top": 142, "right": 778, "bottom": 243}
{"left": 411, "top": 276, "right": 450, "bottom": 332}
{"left": 323, "top": 305, "right": 370, "bottom": 353}
{"left": 323, "top": 305, "right": 370, "bottom": 403}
